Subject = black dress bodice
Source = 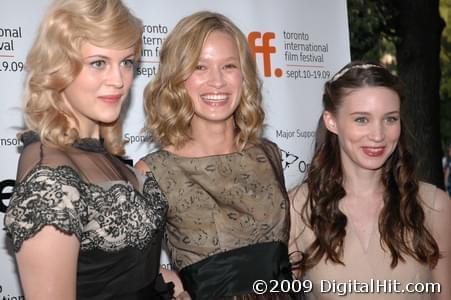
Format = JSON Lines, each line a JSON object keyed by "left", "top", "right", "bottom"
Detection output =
{"left": 5, "top": 133, "right": 171, "bottom": 299}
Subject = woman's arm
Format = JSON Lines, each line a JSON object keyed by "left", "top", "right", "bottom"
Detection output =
{"left": 16, "top": 226, "right": 80, "bottom": 300}
{"left": 136, "top": 159, "right": 190, "bottom": 299}
{"left": 430, "top": 188, "right": 451, "bottom": 300}
{"left": 135, "top": 159, "right": 151, "bottom": 174}
{"left": 288, "top": 185, "right": 307, "bottom": 279}
{"left": 160, "top": 268, "right": 191, "bottom": 299}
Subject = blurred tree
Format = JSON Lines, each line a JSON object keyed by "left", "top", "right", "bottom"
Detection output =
{"left": 440, "top": 1, "right": 451, "bottom": 148}
{"left": 347, "top": 0, "right": 446, "bottom": 187}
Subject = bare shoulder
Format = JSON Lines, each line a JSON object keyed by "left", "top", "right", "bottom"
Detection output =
{"left": 418, "top": 181, "right": 450, "bottom": 211}
{"left": 288, "top": 183, "right": 312, "bottom": 257}
{"left": 134, "top": 159, "right": 151, "bottom": 174}
{"left": 289, "top": 183, "right": 309, "bottom": 212}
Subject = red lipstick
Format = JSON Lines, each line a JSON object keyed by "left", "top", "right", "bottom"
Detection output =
{"left": 362, "top": 147, "right": 385, "bottom": 157}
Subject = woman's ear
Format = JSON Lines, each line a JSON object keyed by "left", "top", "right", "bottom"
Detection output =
{"left": 323, "top": 111, "right": 338, "bottom": 134}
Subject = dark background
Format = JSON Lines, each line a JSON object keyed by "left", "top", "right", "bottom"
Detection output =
{"left": 347, "top": 0, "right": 451, "bottom": 188}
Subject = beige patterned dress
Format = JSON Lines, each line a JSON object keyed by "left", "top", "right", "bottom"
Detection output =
{"left": 141, "top": 140, "right": 296, "bottom": 299}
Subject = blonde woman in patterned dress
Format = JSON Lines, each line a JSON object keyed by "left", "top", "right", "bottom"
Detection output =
{"left": 136, "top": 11, "right": 299, "bottom": 300}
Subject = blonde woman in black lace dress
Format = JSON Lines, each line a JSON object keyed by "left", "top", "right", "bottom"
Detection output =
{"left": 4, "top": 1, "right": 171, "bottom": 299}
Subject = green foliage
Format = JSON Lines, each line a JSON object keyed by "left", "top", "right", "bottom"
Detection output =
{"left": 347, "top": 0, "right": 396, "bottom": 64}
{"left": 347, "top": 0, "right": 383, "bottom": 61}
{"left": 440, "top": 0, "right": 451, "bottom": 147}
{"left": 348, "top": 0, "right": 450, "bottom": 147}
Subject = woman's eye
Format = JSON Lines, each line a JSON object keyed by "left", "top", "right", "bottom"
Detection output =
{"left": 121, "top": 59, "right": 135, "bottom": 68}
{"left": 224, "top": 63, "right": 237, "bottom": 69}
{"left": 354, "top": 117, "right": 368, "bottom": 123}
{"left": 195, "top": 65, "right": 206, "bottom": 71}
{"left": 385, "top": 116, "right": 399, "bottom": 123}
{"left": 90, "top": 60, "right": 106, "bottom": 69}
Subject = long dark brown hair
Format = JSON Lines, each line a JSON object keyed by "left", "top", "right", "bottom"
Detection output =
{"left": 299, "top": 61, "right": 439, "bottom": 271}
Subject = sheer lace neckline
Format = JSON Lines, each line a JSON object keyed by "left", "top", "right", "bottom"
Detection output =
{"left": 72, "top": 138, "right": 105, "bottom": 153}
{"left": 21, "top": 131, "right": 105, "bottom": 153}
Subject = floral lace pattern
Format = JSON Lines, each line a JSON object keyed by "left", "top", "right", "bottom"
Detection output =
{"left": 5, "top": 165, "right": 167, "bottom": 252}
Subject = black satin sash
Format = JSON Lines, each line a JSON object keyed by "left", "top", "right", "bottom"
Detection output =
{"left": 179, "top": 241, "right": 292, "bottom": 299}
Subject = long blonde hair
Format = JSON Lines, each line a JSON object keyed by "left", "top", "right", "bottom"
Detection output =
{"left": 143, "top": 11, "right": 264, "bottom": 150}
{"left": 24, "top": 0, "right": 143, "bottom": 155}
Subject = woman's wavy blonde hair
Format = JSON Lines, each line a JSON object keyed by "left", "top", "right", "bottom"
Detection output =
{"left": 24, "top": 0, "right": 143, "bottom": 155}
{"left": 143, "top": 11, "right": 264, "bottom": 150}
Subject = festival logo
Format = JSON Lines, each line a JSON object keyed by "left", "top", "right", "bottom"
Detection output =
{"left": 248, "top": 30, "right": 331, "bottom": 80}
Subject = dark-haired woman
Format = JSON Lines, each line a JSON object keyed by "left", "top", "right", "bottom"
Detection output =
{"left": 289, "top": 61, "right": 450, "bottom": 300}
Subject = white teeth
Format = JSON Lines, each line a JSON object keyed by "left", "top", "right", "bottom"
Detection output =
{"left": 201, "top": 94, "right": 228, "bottom": 101}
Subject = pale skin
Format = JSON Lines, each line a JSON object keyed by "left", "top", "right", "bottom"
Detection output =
{"left": 136, "top": 30, "right": 243, "bottom": 299}
{"left": 16, "top": 227, "right": 79, "bottom": 300}
{"left": 430, "top": 191, "right": 451, "bottom": 300}
{"left": 289, "top": 86, "right": 451, "bottom": 299}
{"left": 16, "top": 43, "right": 135, "bottom": 300}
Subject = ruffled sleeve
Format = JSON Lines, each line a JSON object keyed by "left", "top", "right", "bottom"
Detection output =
{"left": 4, "top": 165, "right": 87, "bottom": 251}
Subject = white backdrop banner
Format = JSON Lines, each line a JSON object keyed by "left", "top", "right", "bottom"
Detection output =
{"left": 0, "top": 0, "right": 350, "bottom": 297}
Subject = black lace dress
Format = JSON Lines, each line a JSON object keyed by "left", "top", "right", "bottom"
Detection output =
{"left": 4, "top": 133, "right": 171, "bottom": 299}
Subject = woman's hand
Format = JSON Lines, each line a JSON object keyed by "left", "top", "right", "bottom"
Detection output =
{"left": 175, "top": 290, "right": 192, "bottom": 300}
